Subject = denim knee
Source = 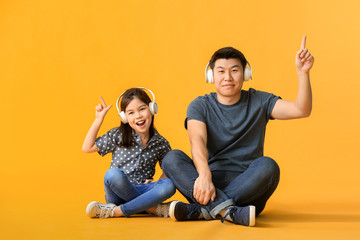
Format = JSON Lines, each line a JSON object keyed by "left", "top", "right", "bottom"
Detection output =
{"left": 257, "top": 157, "right": 280, "bottom": 181}
{"left": 104, "top": 168, "right": 129, "bottom": 187}
{"left": 156, "top": 178, "right": 176, "bottom": 199}
{"left": 161, "top": 149, "right": 187, "bottom": 171}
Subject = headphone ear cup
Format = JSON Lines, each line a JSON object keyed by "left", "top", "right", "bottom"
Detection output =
{"left": 119, "top": 111, "right": 128, "bottom": 123}
{"left": 207, "top": 69, "right": 214, "bottom": 84}
{"left": 149, "top": 102, "right": 158, "bottom": 115}
{"left": 244, "top": 67, "right": 252, "bottom": 81}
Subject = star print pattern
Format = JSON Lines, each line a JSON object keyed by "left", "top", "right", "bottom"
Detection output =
{"left": 95, "top": 127, "right": 171, "bottom": 184}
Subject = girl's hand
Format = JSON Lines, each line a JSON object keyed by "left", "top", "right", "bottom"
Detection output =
{"left": 296, "top": 35, "right": 314, "bottom": 74}
{"left": 144, "top": 179, "right": 153, "bottom": 184}
{"left": 95, "top": 96, "right": 112, "bottom": 120}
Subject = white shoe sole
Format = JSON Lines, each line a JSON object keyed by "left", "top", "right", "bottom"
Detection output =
{"left": 249, "top": 205, "right": 256, "bottom": 227}
{"left": 169, "top": 201, "right": 180, "bottom": 221}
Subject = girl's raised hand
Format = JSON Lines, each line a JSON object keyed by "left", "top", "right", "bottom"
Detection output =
{"left": 296, "top": 35, "right": 314, "bottom": 74}
{"left": 95, "top": 96, "right": 112, "bottom": 120}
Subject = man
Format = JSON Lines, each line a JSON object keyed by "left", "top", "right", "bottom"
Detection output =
{"left": 162, "top": 36, "right": 313, "bottom": 227}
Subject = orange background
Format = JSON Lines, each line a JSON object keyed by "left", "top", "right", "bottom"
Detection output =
{"left": 1, "top": 0, "right": 360, "bottom": 239}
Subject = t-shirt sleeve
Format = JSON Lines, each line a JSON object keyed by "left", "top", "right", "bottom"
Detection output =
{"left": 95, "top": 127, "right": 120, "bottom": 156}
{"left": 157, "top": 138, "right": 171, "bottom": 169}
{"left": 185, "top": 97, "right": 207, "bottom": 129}
{"left": 255, "top": 89, "right": 281, "bottom": 121}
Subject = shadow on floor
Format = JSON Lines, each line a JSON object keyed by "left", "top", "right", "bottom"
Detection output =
{"left": 255, "top": 208, "right": 360, "bottom": 227}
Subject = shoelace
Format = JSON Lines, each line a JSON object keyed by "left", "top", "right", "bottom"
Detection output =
{"left": 98, "top": 205, "right": 114, "bottom": 218}
{"left": 221, "top": 209, "right": 231, "bottom": 223}
{"left": 184, "top": 204, "right": 201, "bottom": 219}
{"left": 221, "top": 207, "right": 249, "bottom": 225}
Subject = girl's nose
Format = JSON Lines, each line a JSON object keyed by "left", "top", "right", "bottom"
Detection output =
{"left": 135, "top": 111, "right": 142, "bottom": 118}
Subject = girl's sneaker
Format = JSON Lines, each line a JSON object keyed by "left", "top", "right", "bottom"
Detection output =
{"left": 155, "top": 202, "right": 173, "bottom": 217}
{"left": 86, "top": 201, "right": 116, "bottom": 218}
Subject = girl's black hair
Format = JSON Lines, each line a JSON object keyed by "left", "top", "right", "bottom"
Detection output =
{"left": 119, "top": 88, "right": 155, "bottom": 148}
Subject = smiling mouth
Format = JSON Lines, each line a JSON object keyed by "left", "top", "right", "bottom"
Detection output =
{"left": 136, "top": 120, "right": 146, "bottom": 127}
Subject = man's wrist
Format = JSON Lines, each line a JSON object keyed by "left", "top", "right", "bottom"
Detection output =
{"left": 296, "top": 70, "right": 310, "bottom": 77}
{"left": 198, "top": 171, "right": 212, "bottom": 180}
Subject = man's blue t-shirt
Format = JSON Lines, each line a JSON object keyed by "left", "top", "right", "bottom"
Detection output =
{"left": 186, "top": 88, "right": 281, "bottom": 173}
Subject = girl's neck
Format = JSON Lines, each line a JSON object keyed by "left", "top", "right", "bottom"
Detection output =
{"left": 138, "top": 132, "right": 150, "bottom": 148}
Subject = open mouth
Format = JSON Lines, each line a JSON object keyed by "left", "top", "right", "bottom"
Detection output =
{"left": 136, "top": 120, "right": 146, "bottom": 127}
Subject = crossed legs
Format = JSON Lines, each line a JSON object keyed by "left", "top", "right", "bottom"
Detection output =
{"left": 162, "top": 150, "right": 280, "bottom": 218}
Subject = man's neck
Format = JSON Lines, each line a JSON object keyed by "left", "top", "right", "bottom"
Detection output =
{"left": 216, "top": 92, "right": 241, "bottom": 105}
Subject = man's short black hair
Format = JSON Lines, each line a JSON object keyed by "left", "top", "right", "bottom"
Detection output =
{"left": 209, "top": 47, "right": 247, "bottom": 70}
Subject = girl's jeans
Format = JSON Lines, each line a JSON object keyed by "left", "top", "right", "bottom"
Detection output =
{"left": 104, "top": 168, "right": 176, "bottom": 217}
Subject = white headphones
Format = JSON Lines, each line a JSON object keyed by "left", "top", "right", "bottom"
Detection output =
{"left": 205, "top": 60, "right": 252, "bottom": 84}
{"left": 116, "top": 87, "right": 158, "bottom": 124}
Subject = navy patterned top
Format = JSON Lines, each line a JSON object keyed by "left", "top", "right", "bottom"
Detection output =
{"left": 95, "top": 127, "right": 171, "bottom": 184}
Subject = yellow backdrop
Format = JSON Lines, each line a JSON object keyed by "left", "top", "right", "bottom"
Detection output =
{"left": 1, "top": 0, "right": 360, "bottom": 239}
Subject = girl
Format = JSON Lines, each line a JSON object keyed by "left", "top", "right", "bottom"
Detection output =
{"left": 82, "top": 88, "right": 175, "bottom": 218}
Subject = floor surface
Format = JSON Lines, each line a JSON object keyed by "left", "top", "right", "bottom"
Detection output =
{"left": 2, "top": 196, "right": 360, "bottom": 240}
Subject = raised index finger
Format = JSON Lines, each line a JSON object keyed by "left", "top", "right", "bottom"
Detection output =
{"left": 300, "top": 35, "right": 307, "bottom": 49}
{"left": 100, "top": 96, "right": 107, "bottom": 107}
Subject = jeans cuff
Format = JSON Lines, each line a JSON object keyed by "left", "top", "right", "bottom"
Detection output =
{"left": 200, "top": 208, "right": 212, "bottom": 220}
{"left": 209, "top": 199, "right": 235, "bottom": 218}
{"left": 119, "top": 204, "right": 130, "bottom": 217}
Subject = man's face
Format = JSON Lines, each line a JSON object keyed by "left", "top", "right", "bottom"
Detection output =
{"left": 213, "top": 58, "right": 244, "bottom": 101}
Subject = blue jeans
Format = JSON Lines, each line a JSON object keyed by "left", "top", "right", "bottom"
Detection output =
{"left": 104, "top": 168, "right": 176, "bottom": 217}
{"left": 161, "top": 150, "right": 280, "bottom": 219}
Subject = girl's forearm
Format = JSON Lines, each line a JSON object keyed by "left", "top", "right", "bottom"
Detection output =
{"left": 82, "top": 118, "right": 103, "bottom": 153}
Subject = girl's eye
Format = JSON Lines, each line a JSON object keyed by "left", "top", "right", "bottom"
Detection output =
{"left": 128, "top": 112, "right": 133, "bottom": 115}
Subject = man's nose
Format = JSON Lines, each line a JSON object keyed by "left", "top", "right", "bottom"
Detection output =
{"left": 224, "top": 71, "right": 233, "bottom": 80}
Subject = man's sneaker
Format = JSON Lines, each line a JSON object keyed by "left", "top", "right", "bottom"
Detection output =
{"left": 86, "top": 201, "right": 116, "bottom": 218}
{"left": 221, "top": 205, "right": 256, "bottom": 227}
{"left": 169, "top": 201, "right": 202, "bottom": 221}
{"left": 155, "top": 202, "right": 173, "bottom": 217}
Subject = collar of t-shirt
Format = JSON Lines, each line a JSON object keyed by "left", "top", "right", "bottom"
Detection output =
{"left": 132, "top": 129, "right": 160, "bottom": 148}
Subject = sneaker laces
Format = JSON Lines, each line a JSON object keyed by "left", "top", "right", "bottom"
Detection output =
{"left": 98, "top": 205, "right": 114, "bottom": 218}
{"left": 221, "top": 209, "right": 231, "bottom": 223}
{"left": 181, "top": 203, "right": 201, "bottom": 220}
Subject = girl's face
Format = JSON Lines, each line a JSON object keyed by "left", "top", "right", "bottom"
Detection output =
{"left": 125, "top": 97, "right": 153, "bottom": 136}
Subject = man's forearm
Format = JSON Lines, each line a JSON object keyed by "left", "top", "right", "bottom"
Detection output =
{"left": 295, "top": 71, "right": 312, "bottom": 117}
